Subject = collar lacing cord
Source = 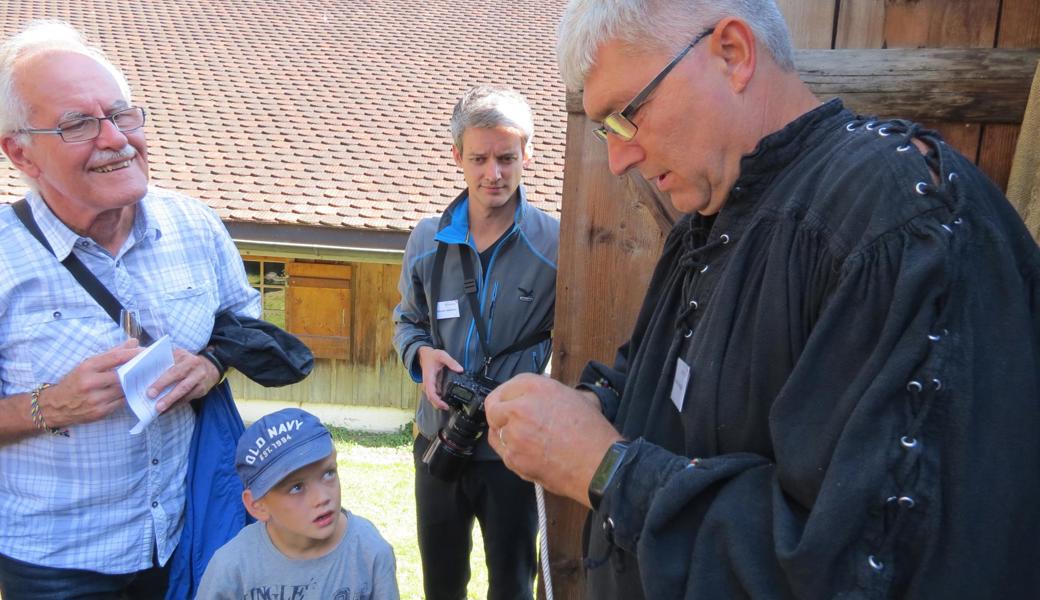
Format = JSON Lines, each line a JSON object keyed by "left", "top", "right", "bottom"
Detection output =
{"left": 673, "top": 217, "right": 723, "bottom": 335}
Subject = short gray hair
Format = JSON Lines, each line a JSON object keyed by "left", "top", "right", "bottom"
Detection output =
{"left": 557, "top": 0, "right": 796, "bottom": 91}
{"left": 0, "top": 20, "right": 132, "bottom": 139}
{"left": 449, "top": 85, "right": 534, "bottom": 155}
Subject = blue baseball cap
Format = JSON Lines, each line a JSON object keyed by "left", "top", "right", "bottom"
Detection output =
{"left": 235, "top": 408, "right": 334, "bottom": 499}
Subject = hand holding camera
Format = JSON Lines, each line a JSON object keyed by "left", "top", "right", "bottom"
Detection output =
{"left": 416, "top": 346, "right": 463, "bottom": 410}
{"left": 421, "top": 370, "right": 500, "bottom": 481}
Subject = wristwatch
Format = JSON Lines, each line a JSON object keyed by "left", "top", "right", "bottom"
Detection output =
{"left": 199, "top": 347, "right": 228, "bottom": 385}
{"left": 588, "top": 440, "right": 629, "bottom": 511}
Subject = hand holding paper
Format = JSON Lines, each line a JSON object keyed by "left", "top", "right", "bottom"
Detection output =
{"left": 116, "top": 335, "right": 175, "bottom": 434}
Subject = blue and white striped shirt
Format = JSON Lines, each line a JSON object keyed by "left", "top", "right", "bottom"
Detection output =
{"left": 0, "top": 187, "right": 260, "bottom": 573}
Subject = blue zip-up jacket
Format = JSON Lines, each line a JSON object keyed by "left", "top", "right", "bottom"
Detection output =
{"left": 166, "top": 382, "right": 253, "bottom": 600}
{"left": 393, "top": 186, "right": 559, "bottom": 460}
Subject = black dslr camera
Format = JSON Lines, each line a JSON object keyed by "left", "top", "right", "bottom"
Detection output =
{"left": 421, "top": 371, "right": 499, "bottom": 481}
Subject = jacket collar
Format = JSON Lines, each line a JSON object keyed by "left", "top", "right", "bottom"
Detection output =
{"left": 435, "top": 184, "right": 528, "bottom": 245}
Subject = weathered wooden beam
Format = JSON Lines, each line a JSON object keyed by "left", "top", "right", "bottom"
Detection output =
{"left": 566, "top": 48, "right": 1040, "bottom": 124}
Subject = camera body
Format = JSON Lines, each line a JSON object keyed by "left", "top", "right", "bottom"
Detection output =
{"left": 422, "top": 371, "right": 499, "bottom": 481}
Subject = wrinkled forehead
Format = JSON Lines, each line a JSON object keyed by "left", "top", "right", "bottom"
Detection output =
{"left": 459, "top": 125, "right": 528, "bottom": 154}
{"left": 581, "top": 39, "right": 666, "bottom": 121}
{"left": 15, "top": 50, "right": 127, "bottom": 115}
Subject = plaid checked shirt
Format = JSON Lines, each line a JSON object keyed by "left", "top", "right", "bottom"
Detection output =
{"left": 0, "top": 187, "right": 260, "bottom": 573}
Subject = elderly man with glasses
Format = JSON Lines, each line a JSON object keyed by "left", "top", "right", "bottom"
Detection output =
{"left": 485, "top": 1, "right": 1040, "bottom": 599}
{"left": 0, "top": 21, "right": 259, "bottom": 597}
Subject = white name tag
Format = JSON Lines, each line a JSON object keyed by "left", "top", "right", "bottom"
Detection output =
{"left": 436, "top": 300, "right": 460, "bottom": 320}
{"left": 671, "top": 358, "right": 690, "bottom": 413}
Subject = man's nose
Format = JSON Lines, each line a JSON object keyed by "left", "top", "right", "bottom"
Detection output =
{"left": 605, "top": 135, "right": 644, "bottom": 177}
{"left": 484, "top": 160, "right": 502, "bottom": 181}
{"left": 94, "top": 117, "right": 128, "bottom": 149}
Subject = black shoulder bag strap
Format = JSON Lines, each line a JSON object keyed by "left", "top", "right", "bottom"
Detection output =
{"left": 428, "top": 241, "right": 449, "bottom": 349}
{"left": 13, "top": 198, "right": 155, "bottom": 345}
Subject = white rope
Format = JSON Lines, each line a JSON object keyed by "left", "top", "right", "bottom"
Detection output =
{"left": 535, "top": 483, "right": 555, "bottom": 600}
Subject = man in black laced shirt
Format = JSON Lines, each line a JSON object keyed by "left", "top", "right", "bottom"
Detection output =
{"left": 483, "top": 0, "right": 1040, "bottom": 598}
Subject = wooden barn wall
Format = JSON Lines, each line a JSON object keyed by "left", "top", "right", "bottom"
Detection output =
{"left": 546, "top": 2, "right": 1040, "bottom": 598}
{"left": 230, "top": 260, "right": 420, "bottom": 410}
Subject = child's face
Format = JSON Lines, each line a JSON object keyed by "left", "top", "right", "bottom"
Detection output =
{"left": 248, "top": 451, "right": 344, "bottom": 557}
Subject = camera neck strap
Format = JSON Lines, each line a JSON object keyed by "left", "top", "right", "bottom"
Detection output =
{"left": 12, "top": 198, "right": 155, "bottom": 346}
{"left": 429, "top": 241, "right": 549, "bottom": 374}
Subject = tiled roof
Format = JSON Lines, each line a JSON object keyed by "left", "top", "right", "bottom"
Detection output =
{"left": 0, "top": 0, "right": 566, "bottom": 233}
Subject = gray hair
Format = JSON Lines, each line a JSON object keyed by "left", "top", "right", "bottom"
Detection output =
{"left": 557, "top": 0, "right": 796, "bottom": 91}
{"left": 450, "top": 85, "right": 534, "bottom": 155}
{"left": 0, "top": 20, "right": 132, "bottom": 140}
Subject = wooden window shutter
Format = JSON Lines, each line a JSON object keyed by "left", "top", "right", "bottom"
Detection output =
{"left": 285, "top": 262, "right": 352, "bottom": 360}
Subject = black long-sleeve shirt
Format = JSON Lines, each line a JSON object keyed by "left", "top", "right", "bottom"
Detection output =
{"left": 580, "top": 99, "right": 1040, "bottom": 599}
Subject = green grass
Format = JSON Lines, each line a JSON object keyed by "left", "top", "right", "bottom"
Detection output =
{"left": 331, "top": 424, "right": 489, "bottom": 600}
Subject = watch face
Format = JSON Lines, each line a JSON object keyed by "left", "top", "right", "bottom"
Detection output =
{"left": 589, "top": 442, "right": 628, "bottom": 508}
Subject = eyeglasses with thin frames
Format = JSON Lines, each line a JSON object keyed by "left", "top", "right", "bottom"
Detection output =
{"left": 17, "top": 106, "right": 147, "bottom": 143}
{"left": 593, "top": 28, "right": 715, "bottom": 142}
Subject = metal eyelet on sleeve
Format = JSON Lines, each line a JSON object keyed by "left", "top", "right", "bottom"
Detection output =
{"left": 906, "top": 380, "right": 923, "bottom": 393}
{"left": 952, "top": 217, "right": 963, "bottom": 225}
{"left": 700, "top": 265, "right": 709, "bottom": 273}
{"left": 877, "top": 126, "right": 891, "bottom": 137}
{"left": 845, "top": 122, "right": 858, "bottom": 132}
{"left": 927, "top": 333, "right": 942, "bottom": 342}
{"left": 688, "top": 300, "right": 699, "bottom": 310}
{"left": 931, "top": 378, "right": 942, "bottom": 390}
{"left": 914, "top": 182, "right": 931, "bottom": 195}
{"left": 719, "top": 234, "right": 730, "bottom": 244}
{"left": 948, "top": 172, "right": 958, "bottom": 182}
{"left": 896, "top": 143, "right": 912, "bottom": 152}
{"left": 868, "top": 555, "right": 884, "bottom": 571}
{"left": 900, "top": 435, "right": 918, "bottom": 449}
{"left": 865, "top": 121, "right": 878, "bottom": 131}
{"left": 684, "top": 329, "right": 693, "bottom": 339}
{"left": 898, "top": 496, "right": 916, "bottom": 509}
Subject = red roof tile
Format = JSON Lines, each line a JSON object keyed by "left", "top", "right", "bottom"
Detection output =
{"left": 0, "top": 0, "right": 567, "bottom": 233}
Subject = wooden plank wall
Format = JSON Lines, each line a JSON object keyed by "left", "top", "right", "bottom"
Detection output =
{"left": 231, "top": 261, "right": 420, "bottom": 410}
{"left": 820, "top": 0, "right": 1040, "bottom": 189}
{"left": 546, "top": 2, "right": 1040, "bottom": 598}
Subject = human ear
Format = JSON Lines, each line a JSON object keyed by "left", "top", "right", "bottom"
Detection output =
{"left": 1, "top": 135, "right": 40, "bottom": 179}
{"left": 710, "top": 17, "right": 757, "bottom": 94}
{"left": 242, "top": 489, "right": 270, "bottom": 522}
{"left": 452, "top": 144, "right": 463, "bottom": 168}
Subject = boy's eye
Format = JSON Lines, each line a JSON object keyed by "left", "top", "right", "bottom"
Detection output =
{"left": 288, "top": 483, "right": 303, "bottom": 494}
{"left": 322, "top": 469, "right": 337, "bottom": 481}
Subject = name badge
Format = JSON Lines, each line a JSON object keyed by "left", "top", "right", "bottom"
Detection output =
{"left": 436, "top": 300, "right": 460, "bottom": 320}
{"left": 671, "top": 358, "right": 690, "bottom": 412}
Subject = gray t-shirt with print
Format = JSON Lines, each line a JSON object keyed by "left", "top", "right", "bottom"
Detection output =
{"left": 195, "top": 510, "right": 398, "bottom": 600}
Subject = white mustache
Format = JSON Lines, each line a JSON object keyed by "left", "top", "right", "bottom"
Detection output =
{"left": 87, "top": 146, "right": 137, "bottom": 169}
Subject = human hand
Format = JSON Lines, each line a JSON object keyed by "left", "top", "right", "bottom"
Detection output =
{"left": 417, "top": 346, "right": 463, "bottom": 410}
{"left": 42, "top": 339, "right": 144, "bottom": 429}
{"left": 485, "top": 373, "right": 622, "bottom": 506}
{"left": 151, "top": 348, "right": 222, "bottom": 413}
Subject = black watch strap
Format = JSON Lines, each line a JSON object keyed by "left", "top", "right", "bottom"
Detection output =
{"left": 200, "top": 348, "right": 228, "bottom": 384}
{"left": 588, "top": 441, "right": 629, "bottom": 511}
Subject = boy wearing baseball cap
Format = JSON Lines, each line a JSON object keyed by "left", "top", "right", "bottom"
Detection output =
{"left": 196, "top": 408, "right": 399, "bottom": 599}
